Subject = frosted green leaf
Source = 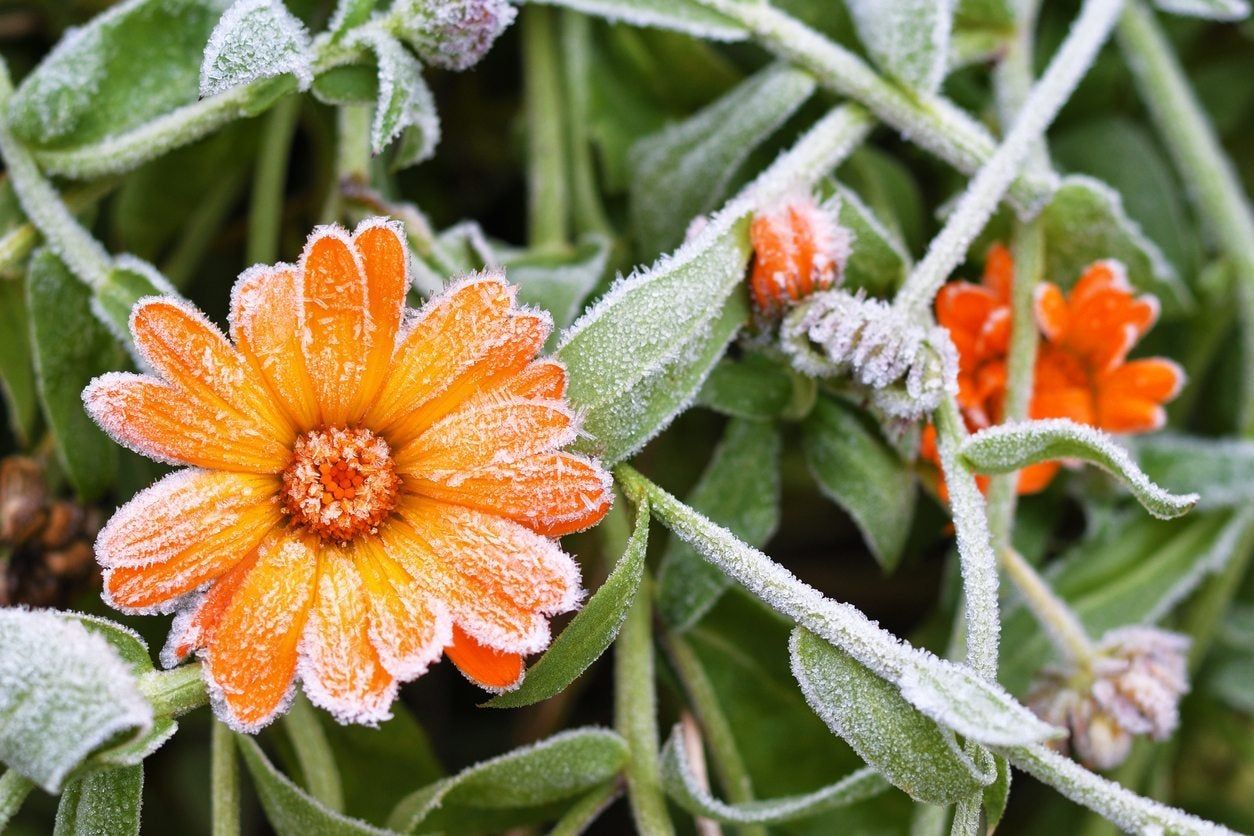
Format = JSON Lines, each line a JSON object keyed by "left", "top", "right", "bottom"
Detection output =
{"left": 386, "top": 728, "right": 628, "bottom": 832}
{"left": 0, "top": 280, "right": 38, "bottom": 445}
{"left": 790, "top": 628, "right": 989, "bottom": 804}
{"left": 328, "top": 0, "right": 376, "bottom": 38}
{"left": 353, "top": 32, "right": 440, "bottom": 166}
{"left": 629, "top": 63, "right": 817, "bottom": 255}
{"left": 91, "top": 256, "right": 178, "bottom": 353}
{"left": 657, "top": 418, "right": 782, "bottom": 630}
{"left": 311, "top": 65, "right": 377, "bottom": 106}
{"left": 1126, "top": 433, "right": 1254, "bottom": 511}
{"left": 500, "top": 235, "right": 611, "bottom": 330}
{"left": 960, "top": 419, "right": 1198, "bottom": 519}
{"left": 0, "top": 609, "right": 152, "bottom": 793}
{"left": 1153, "top": 0, "right": 1249, "bottom": 19}
{"left": 846, "top": 0, "right": 954, "bottom": 94}
{"left": 659, "top": 723, "right": 889, "bottom": 824}
{"left": 54, "top": 765, "right": 143, "bottom": 836}
{"left": 695, "top": 353, "right": 795, "bottom": 420}
{"left": 522, "top": 0, "right": 747, "bottom": 41}
{"left": 488, "top": 500, "right": 649, "bottom": 708}
{"left": 802, "top": 395, "right": 915, "bottom": 571}
{"left": 832, "top": 183, "right": 911, "bottom": 296}
{"left": 199, "top": 0, "right": 312, "bottom": 97}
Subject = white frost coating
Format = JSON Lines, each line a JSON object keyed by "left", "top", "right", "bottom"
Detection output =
{"left": 199, "top": 0, "right": 313, "bottom": 98}
{"left": 393, "top": 0, "right": 517, "bottom": 71}
{"left": 1153, "top": 0, "right": 1249, "bottom": 20}
{"left": 525, "top": 0, "right": 747, "bottom": 41}
{"left": 0, "top": 608, "right": 153, "bottom": 792}
{"left": 351, "top": 30, "right": 441, "bottom": 164}
{"left": 846, "top": 0, "right": 954, "bottom": 95}
{"left": 660, "top": 724, "right": 888, "bottom": 824}
{"left": 1128, "top": 433, "right": 1254, "bottom": 510}
{"left": 961, "top": 418, "right": 1200, "bottom": 519}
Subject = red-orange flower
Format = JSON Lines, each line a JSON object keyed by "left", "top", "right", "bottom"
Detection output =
{"left": 748, "top": 196, "right": 850, "bottom": 320}
{"left": 85, "top": 219, "right": 612, "bottom": 731}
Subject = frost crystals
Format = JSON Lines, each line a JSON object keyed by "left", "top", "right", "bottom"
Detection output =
{"left": 200, "top": 0, "right": 313, "bottom": 98}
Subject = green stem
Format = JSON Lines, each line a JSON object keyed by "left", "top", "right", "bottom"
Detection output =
{"left": 163, "top": 169, "right": 247, "bottom": 287}
{"left": 337, "top": 104, "right": 373, "bottom": 188}
{"left": 0, "top": 178, "right": 117, "bottom": 277}
{"left": 615, "top": 574, "right": 675, "bottom": 836}
{"left": 138, "top": 663, "right": 210, "bottom": 718}
{"left": 1001, "top": 547, "right": 1096, "bottom": 665}
{"left": 283, "top": 693, "right": 344, "bottom": 813}
{"left": 664, "top": 631, "right": 765, "bottom": 836}
{"left": 247, "top": 96, "right": 301, "bottom": 265}
{"left": 0, "top": 59, "right": 112, "bottom": 288}
{"left": 211, "top": 722, "right": 240, "bottom": 836}
{"left": 895, "top": 0, "right": 1125, "bottom": 318}
{"left": 548, "top": 781, "right": 623, "bottom": 836}
{"left": 560, "top": 10, "right": 612, "bottom": 238}
{"left": 523, "top": 5, "right": 569, "bottom": 249}
{"left": 1116, "top": 0, "right": 1254, "bottom": 435}
{"left": 0, "top": 770, "right": 33, "bottom": 831}
{"left": 950, "top": 793, "right": 982, "bottom": 836}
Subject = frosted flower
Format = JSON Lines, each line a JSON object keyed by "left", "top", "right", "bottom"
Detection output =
{"left": 748, "top": 195, "right": 851, "bottom": 321}
{"left": 1028, "top": 626, "right": 1190, "bottom": 770}
{"left": 83, "top": 219, "right": 611, "bottom": 731}
{"left": 394, "top": 0, "right": 516, "bottom": 71}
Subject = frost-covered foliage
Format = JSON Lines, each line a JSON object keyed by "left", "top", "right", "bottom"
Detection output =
{"left": 391, "top": 0, "right": 517, "bottom": 71}
{"left": 199, "top": 0, "right": 313, "bottom": 97}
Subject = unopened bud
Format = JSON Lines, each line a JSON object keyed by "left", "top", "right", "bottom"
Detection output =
{"left": 749, "top": 196, "right": 851, "bottom": 321}
{"left": 394, "top": 0, "right": 516, "bottom": 71}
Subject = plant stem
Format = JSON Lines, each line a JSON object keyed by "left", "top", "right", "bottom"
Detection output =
{"left": 1000, "top": 547, "right": 1095, "bottom": 665}
{"left": 895, "top": 0, "right": 1125, "bottom": 318}
{"left": 615, "top": 573, "right": 675, "bottom": 836}
{"left": 693, "top": 0, "right": 1055, "bottom": 211}
{"left": 0, "top": 58, "right": 112, "bottom": 288}
{"left": 0, "top": 178, "right": 117, "bottom": 277}
{"left": 950, "top": 793, "right": 982, "bottom": 836}
{"left": 1116, "top": 0, "right": 1254, "bottom": 435}
{"left": 934, "top": 394, "right": 1002, "bottom": 681}
{"left": 248, "top": 95, "right": 301, "bottom": 265}
{"left": 163, "top": 169, "right": 247, "bottom": 287}
{"left": 138, "top": 663, "right": 210, "bottom": 718}
{"left": 549, "top": 780, "right": 623, "bottom": 836}
{"left": 523, "top": 5, "right": 569, "bottom": 249}
{"left": 282, "top": 693, "right": 344, "bottom": 812}
{"left": 0, "top": 770, "right": 33, "bottom": 831}
{"left": 211, "top": 722, "right": 240, "bottom": 836}
{"left": 561, "top": 10, "right": 612, "bottom": 238}
{"left": 336, "top": 103, "right": 373, "bottom": 188}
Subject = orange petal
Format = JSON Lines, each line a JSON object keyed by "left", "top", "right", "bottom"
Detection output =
{"left": 298, "top": 551, "right": 397, "bottom": 725}
{"left": 1033, "top": 283, "right": 1069, "bottom": 342}
{"left": 132, "top": 298, "right": 293, "bottom": 444}
{"left": 936, "top": 282, "right": 1000, "bottom": 335}
{"left": 230, "top": 266, "right": 320, "bottom": 431}
{"left": 204, "top": 532, "right": 317, "bottom": 732}
{"left": 982, "top": 243, "right": 1014, "bottom": 301}
{"left": 1101, "top": 358, "right": 1185, "bottom": 403}
{"left": 355, "top": 541, "right": 451, "bottom": 681}
{"left": 1016, "top": 461, "right": 1060, "bottom": 495}
{"left": 1030, "top": 384, "right": 1096, "bottom": 426}
{"left": 162, "top": 552, "right": 256, "bottom": 667}
{"left": 409, "top": 451, "right": 613, "bottom": 537}
{"left": 476, "top": 358, "right": 568, "bottom": 402}
{"left": 84, "top": 373, "right": 292, "bottom": 472}
{"left": 298, "top": 228, "right": 371, "bottom": 427}
{"left": 349, "top": 220, "right": 408, "bottom": 421}
{"left": 1096, "top": 397, "right": 1166, "bottom": 433}
{"left": 395, "top": 398, "right": 578, "bottom": 475}
{"left": 445, "top": 624, "right": 524, "bottom": 691}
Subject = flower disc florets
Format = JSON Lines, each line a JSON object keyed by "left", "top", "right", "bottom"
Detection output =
{"left": 280, "top": 427, "right": 400, "bottom": 543}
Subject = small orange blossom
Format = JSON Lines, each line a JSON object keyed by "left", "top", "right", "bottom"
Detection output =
{"left": 748, "top": 195, "right": 850, "bottom": 320}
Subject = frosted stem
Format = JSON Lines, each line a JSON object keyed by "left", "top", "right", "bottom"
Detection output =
{"left": 247, "top": 95, "right": 300, "bottom": 265}
{"left": 1117, "top": 0, "right": 1254, "bottom": 435}
{"left": 211, "top": 722, "right": 240, "bottom": 836}
{"left": 894, "top": 0, "right": 1125, "bottom": 318}
{"left": 1001, "top": 547, "right": 1095, "bottom": 665}
{"left": 138, "top": 662, "right": 209, "bottom": 718}
{"left": 0, "top": 771, "right": 33, "bottom": 831}
{"left": 282, "top": 693, "right": 344, "bottom": 812}
{"left": 523, "top": 5, "right": 570, "bottom": 249}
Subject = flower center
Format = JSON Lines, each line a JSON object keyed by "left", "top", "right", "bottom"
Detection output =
{"left": 280, "top": 427, "right": 400, "bottom": 543}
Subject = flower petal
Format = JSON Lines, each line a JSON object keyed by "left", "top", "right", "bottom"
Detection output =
{"left": 445, "top": 624, "right": 524, "bottom": 692}
{"left": 475, "top": 358, "right": 568, "bottom": 402}
{"left": 349, "top": 219, "right": 409, "bottom": 421}
{"left": 395, "top": 397, "right": 578, "bottom": 475}
{"left": 204, "top": 532, "right": 317, "bottom": 733}
{"left": 982, "top": 243, "right": 1014, "bottom": 301}
{"left": 84, "top": 372, "right": 292, "bottom": 472}
{"left": 298, "top": 550, "right": 397, "bottom": 725}
{"left": 1101, "top": 358, "right": 1185, "bottom": 403}
{"left": 161, "top": 553, "right": 255, "bottom": 667}
{"left": 1033, "top": 283, "right": 1069, "bottom": 342}
{"left": 355, "top": 540, "right": 451, "bottom": 681}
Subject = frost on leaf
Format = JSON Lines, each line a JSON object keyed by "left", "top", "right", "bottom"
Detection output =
{"left": 0, "top": 609, "right": 152, "bottom": 792}
{"left": 846, "top": 0, "right": 955, "bottom": 95}
{"left": 522, "top": 0, "right": 747, "bottom": 42}
{"left": 352, "top": 31, "right": 440, "bottom": 167}
{"left": 392, "top": 0, "right": 517, "bottom": 72}
{"left": 199, "top": 0, "right": 312, "bottom": 98}
{"left": 1153, "top": 0, "right": 1250, "bottom": 20}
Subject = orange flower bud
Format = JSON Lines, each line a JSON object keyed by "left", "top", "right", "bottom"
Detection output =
{"left": 748, "top": 196, "right": 850, "bottom": 320}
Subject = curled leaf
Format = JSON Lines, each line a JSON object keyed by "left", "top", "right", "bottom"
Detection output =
{"left": 199, "top": 0, "right": 313, "bottom": 98}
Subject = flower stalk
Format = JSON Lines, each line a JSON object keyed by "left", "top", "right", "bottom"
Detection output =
{"left": 211, "top": 722, "right": 240, "bottom": 836}
{"left": 1001, "top": 547, "right": 1095, "bottom": 666}
{"left": 283, "top": 694, "right": 345, "bottom": 812}
{"left": 138, "top": 662, "right": 210, "bottom": 718}
{"left": 523, "top": 5, "right": 570, "bottom": 249}
{"left": 247, "top": 95, "right": 301, "bottom": 265}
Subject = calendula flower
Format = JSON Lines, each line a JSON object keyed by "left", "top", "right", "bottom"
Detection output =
{"left": 84, "top": 219, "right": 612, "bottom": 732}
{"left": 748, "top": 195, "right": 851, "bottom": 321}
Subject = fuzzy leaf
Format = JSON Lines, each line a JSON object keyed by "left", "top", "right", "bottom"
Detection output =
{"left": 0, "top": 280, "right": 39, "bottom": 444}
{"left": 54, "top": 765, "right": 143, "bottom": 836}
{"left": 961, "top": 419, "right": 1198, "bottom": 519}
{"left": 199, "top": 0, "right": 312, "bottom": 97}
{"left": 8, "top": 0, "right": 232, "bottom": 148}
{"left": 802, "top": 395, "right": 915, "bottom": 571}
{"left": 311, "top": 64, "right": 377, "bottom": 105}
{"left": 629, "top": 63, "right": 817, "bottom": 256}
{"left": 1126, "top": 433, "right": 1254, "bottom": 511}
{"left": 523, "top": 0, "right": 747, "bottom": 41}
{"left": 28, "top": 249, "right": 122, "bottom": 500}
{"left": 832, "top": 184, "right": 911, "bottom": 295}
{"left": 502, "top": 235, "right": 611, "bottom": 330}
{"left": 0, "top": 609, "right": 152, "bottom": 793}
{"left": 695, "top": 353, "right": 795, "bottom": 420}
{"left": 386, "top": 728, "right": 628, "bottom": 832}
{"left": 91, "top": 257, "right": 178, "bottom": 351}
{"left": 488, "top": 500, "right": 650, "bottom": 708}
{"left": 657, "top": 418, "right": 782, "bottom": 630}
{"left": 659, "top": 723, "right": 889, "bottom": 824}
{"left": 1153, "top": 0, "right": 1249, "bottom": 19}
{"left": 328, "top": 0, "right": 377, "bottom": 38}
{"left": 790, "top": 628, "right": 989, "bottom": 804}
{"left": 354, "top": 32, "right": 440, "bottom": 166}
{"left": 846, "top": 0, "right": 954, "bottom": 94}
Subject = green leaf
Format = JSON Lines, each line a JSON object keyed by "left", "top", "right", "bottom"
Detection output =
{"left": 846, "top": 0, "right": 953, "bottom": 94}
{"left": 1125, "top": 433, "right": 1254, "bottom": 511}
{"left": 982, "top": 755, "right": 1012, "bottom": 831}
{"left": 54, "top": 765, "right": 143, "bottom": 836}
{"left": 660, "top": 723, "right": 888, "bottom": 824}
{"left": 833, "top": 183, "right": 911, "bottom": 296}
{"left": 238, "top": 737, "right": 390, "bottom": 835}
{"left": 502, "top": 235, "right": 611, "bottom": 330}
{"left": 353, "top": 32, "right": 439, "bottom": 167}
{"left": 1040, "top": 175, "right": 1192, "bottom": 315}
{"left": 695, "top": 352, "right": 795, "bottom": 420}
{"left": 311, "top": 64, "right": 377, "bottom": 105}
{"left": 628, "top": 63, "right": 816, "bottom": 256}
{"left": 0, "top": 609, "right": 152, "bottom": 793}
{"left": 488, "top": 497, "right": 650, "bottom": 708}
{"left": 91, "top": 258, "right": 177, "bottom": 349}
{"left": 840, "top": 146, "right": 927, "bottom": 254}
{"left": 524, "top": 0, "right": 747, "bottom": 41}
{"left": 0, "top": 278, "right": 39, "bottom": 445}
{"left": 657, "top": 418, "right": 781, "bottom": 629}
{"left": 28, "top": 249, "right": 123, "bottom": 500}
{"left": 789, "top": 628, "right": 989, "bottom": 804}
{"left": 1153, "top": 0, "right": 1249, "bottom": 20}
{"left": 802, "top": 395, "right": 916, "bottom": 571}
{"left": 199, "top": 0, "right": 313, "bottom": 97}
{"left": 386, "top": 728, "right": 628, "bottom": 833}
{"left": 960, "top": 419, "right": 1198, "bottom": 520}
{"left": 8, "top": 0, "right": 232, "bottom": 148}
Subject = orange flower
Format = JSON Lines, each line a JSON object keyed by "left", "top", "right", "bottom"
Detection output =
{"left": 748, "top": 196, "right": 850, "bottom": 320}
{"left": 84, "top": 219, "right": 612, "bottom": 731}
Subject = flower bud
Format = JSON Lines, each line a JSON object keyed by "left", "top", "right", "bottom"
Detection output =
{"left": 394, "top": 0, "right": 516, "bottom": 71}
{"left": 749, "top": 196, "right": 851, "bottom": 321}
